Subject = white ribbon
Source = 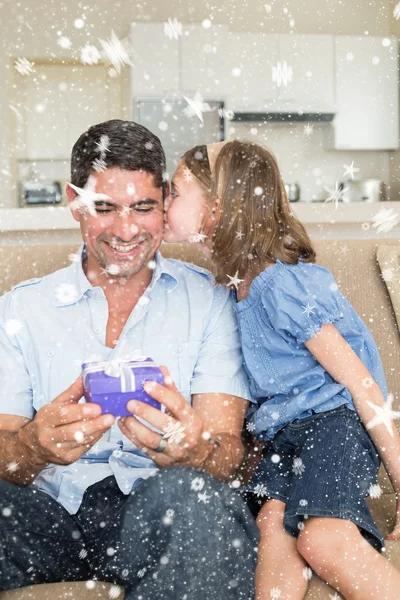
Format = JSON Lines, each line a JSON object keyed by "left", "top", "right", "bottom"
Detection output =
{"left": 83, "top": 352, "right": 156, "bottom": 393}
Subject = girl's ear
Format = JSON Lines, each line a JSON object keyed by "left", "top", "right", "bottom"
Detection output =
{"left": 204, "top": 198, "right": 221, "bottom": 232}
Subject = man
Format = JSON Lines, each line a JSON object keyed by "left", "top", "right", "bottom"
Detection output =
{"left": 0, "top": 120, "right": 259, "bottom": 599}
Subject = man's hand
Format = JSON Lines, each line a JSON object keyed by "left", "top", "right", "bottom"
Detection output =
{"left": 118, "top": 367, "right": 211, "bottom": 468}
{"left": 20, "top": 376, "right": 115, "bottom": 466}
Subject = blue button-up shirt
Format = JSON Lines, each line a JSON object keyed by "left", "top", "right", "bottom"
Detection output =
{"left": 234, "top": 260, "right": 388, "bottom": 440}
{"left": 0, "top": 245, "right": 252, "bottom": 514}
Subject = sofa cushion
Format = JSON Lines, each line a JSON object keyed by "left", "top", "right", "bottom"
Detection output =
{"left": 377, "top": 244, "right": 400, "bottom": 331}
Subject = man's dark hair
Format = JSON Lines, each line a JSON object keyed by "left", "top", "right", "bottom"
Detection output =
{"left": 70, "top": 119, "right": 166, "bottom": 188}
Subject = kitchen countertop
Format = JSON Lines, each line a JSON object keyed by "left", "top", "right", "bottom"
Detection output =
{"left": 1, "top": 202, "right": 399, "bottom": 232}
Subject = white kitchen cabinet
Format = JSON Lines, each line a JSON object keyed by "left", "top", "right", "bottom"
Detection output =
{"left": 180, "top": 24, "right": 228, "bottom": 98}
{"left": 131, "top": 23, "right": 180, "bottom": 97}
{"left": 223, "top": 32, "right": 279, "bottom": 111}
{"left": 14, "top": 64, "right": 124, "bottom": 160}
{"left": 277, "top": 35, "right": 335, "bottom": 113}
{"left": 66, "top": 65, "right": 121, "bottom": 152}
{"left": 327, "top": 36, "right": 399, "bottom": 150}
{"left": 19, "top": 65, "right": 69, "bottom": 160}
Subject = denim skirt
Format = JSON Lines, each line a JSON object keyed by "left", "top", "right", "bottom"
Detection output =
{"left": 242, "top": 405, "right": 384, "bottom": 551}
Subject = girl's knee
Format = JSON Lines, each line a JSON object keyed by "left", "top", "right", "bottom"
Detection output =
{"left": 297, "top": 517, "right": 361, "bottom": 570}
{"left": 256, "top": 499, "right": 286, "bottom": 538}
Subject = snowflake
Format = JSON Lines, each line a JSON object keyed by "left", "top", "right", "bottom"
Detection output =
{"left": 126, "top": 183, "right": 136, "bottom": 197}
{"left": 218, "top": 107, "right": 235, "bottom": 121}
{"left": 270, "top": 588, "right": 281, "bottom": 600}
{"left": 55, "top": 283, "right": 79, "bottom": 304}
{"left": 254, "top": 483, "right": 268, "bottom": 497}
{"left": 271, "top": 411, "right": 280, "bottom": 421}
{"left": 5, "top": 319, "right": 23, "bottom": 337}
{"left": 394, "top": 2, "right": 400, "bottom": 19}
{"left": 69, "top": 174, "right": 111, "bottom": 216}
{"left": 191, "top": 477, "right": 205, "bottom": 492}
{"left": 57, "top": 36, "right": 72, "bottom": 49}
{"left": 81, "top": 45, "right": 101, "bottom": 65}
{"left": 368, "top": 483, "right": 383, "bottom": 499}
{"left": 85, "top": 581, "right": 95, "bottom": 589}
{"left": 182, "top": 91, "right": 213, "bottom": 123}
{"left": 197, "top": 491, "right": 212, "bottom": 503}
{"left": 302, "top": 567, "right": 313, "bottom": 581}
{"left": 302, "top": 302, "right": 316, "bottom": 316}
{"left": 235, "top": 230, "right": 245, "bottom": 240}
{"left": 226, "top": 271, "right": 245, "bottom": 290}
{"left": 166, "top": 508, "right": 175, "bottom": 518}
{"left": 329, "top": 594, "right": 342, "bottom": 600}
{"left": 163, "top": 419, "right": 186, "bottom": 445}
{"left": 137, "top": 567, "right": 147, "bottom": 579}
{"left": 98, "top": 30, "right": 133, "bottom": 74}
{"left": 95, "top": 134, "right": 110, "bottom": 155}
{"left": 366, "top": 394, "right": 400, "bottom": 437}
{"left": 6, "top": 461, "right": 20, "bottom": 473}
{"left": 324, "top": 182, "right": 349, "bottom": 209}
{"left": 292, "top": 457, "right": 306, "bottom": 476}
{"left": 339, "top": 245, "right": 350, "bottom": 255}
{"left": 372, "top": 208, "right": 400, "bottom": 234}
{"left": 361, "top": 222, "right": 371, "bottom": 231}
{"left": 304, "top": 123, "right": 314, "bottom": 137}
{"left": 343, "top": 161, "right": 360, "bottom": 180}
{"left": 187, "top": 232, "right": 207, "bottom": 243}
{"left": 79, "top": 548, "right": 88, "bottom": 560}
{"left": 92, "top": 157, "right": 107, "bottom": 173}
{"left": 246, "top": 422, "right": 256, "bottom": 433}
{"left": 68, "top": 252, "right": 81, "bottom": 263}
{"left": 182, "top": 166, "right": 193, "bottom": 182}
{"left": 164, "top": 18, "right": 183, "bottom": 40}
{"left": 381, "top": 268, "right": 394, "bottom": 282}
{"left": 272, "top": 61, "right": 293, "bottom": 87}
{"left": 299, "top": 499, "right": 308, "bottom": 507}
{"left": 361, "top": 376, "right": 374, "bottom": 389}
{"left": 108, "top": 67, "right": 118, "bottom": 78}
{"left": 108, "top": 585, "right": 122, "bottom": 599}
{"left": 15, "top": 57, "right": 34, "bottom": 76}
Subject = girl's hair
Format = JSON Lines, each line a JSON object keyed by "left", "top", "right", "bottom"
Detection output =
{"left": 181, "top": 145, "right": 212, "bottom": 197}
{"left": 209, "top": 140, "right": 316, "bottom": 284}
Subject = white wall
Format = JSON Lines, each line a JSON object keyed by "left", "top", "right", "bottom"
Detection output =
{"left": 230, "top": 122, "right": 392, "bottom": 201}
{"left": 0, "top": 0, "right": 394, "bottom": 208}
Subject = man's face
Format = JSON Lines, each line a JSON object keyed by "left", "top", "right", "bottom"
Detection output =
{"left": 68, "top": 168, "right": 164, "bottom": 280}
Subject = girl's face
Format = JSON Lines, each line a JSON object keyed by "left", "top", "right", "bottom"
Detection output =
{"left": 163, "top": 162, "right": 209, "bottom": 243}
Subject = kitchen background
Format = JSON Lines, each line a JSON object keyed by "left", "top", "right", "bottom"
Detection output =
{"left": 1, "top": 0, "right": 400, "bottom": 242}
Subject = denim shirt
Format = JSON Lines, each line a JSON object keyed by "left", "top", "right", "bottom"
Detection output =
{"left": 233, "top": 260, "right": 388, "bottom": 440}
{"left": 0, "top": 245, "right": 252, "bottom": 514}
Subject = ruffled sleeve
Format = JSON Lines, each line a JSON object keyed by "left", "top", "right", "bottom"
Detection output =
{"left": 261, "top": 263, "right": 345, "bottom": 345}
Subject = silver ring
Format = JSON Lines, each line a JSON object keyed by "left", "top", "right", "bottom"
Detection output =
{"left": 154, "top": 437, "right": 168, "bottom": 453}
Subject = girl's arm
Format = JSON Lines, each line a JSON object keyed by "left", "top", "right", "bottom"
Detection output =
{"left": 304, "top": 323, "right": 400, "bottom": 540}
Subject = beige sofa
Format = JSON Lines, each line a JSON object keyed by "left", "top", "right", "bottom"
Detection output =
{"left": 0, "top": 239, "right": 399, "bottom": 600}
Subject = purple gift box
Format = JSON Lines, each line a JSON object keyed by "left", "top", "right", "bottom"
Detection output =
{"left": 82, "top": 357, "right": 164, "bottom": 416}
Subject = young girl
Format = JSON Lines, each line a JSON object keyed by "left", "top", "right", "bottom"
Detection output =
{"left": 164, "top": 140, "right": 400, "bottom": 600}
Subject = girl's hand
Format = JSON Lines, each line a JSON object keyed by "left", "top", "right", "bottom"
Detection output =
{"left": 386, "top": 497, "right": 400, "bottom": 541}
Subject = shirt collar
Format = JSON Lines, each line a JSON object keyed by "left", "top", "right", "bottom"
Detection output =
{"left": 55, "top": 244, "right": 178, "bottom": 307}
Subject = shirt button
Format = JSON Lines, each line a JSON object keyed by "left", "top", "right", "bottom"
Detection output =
{"left": 174, "top": 345, "right": 183, "bottom": 354}
{"left": 94, "top": 327, "right": 102, "bottom": 334}
{"left": 47, "top": 350, "right": 55, "bottom": 358}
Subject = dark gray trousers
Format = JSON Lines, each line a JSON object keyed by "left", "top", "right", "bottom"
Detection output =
{"left": 0, "top": 466, "right": 259, "bottom": 599}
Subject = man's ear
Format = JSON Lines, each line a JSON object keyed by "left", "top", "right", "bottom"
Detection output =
{"left": 66, "top": 183, "right": 81, "bottom": 222}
